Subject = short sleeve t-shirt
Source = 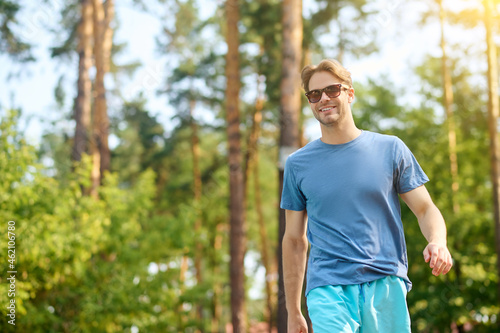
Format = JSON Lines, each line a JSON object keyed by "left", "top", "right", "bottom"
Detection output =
{"left": 280, "top": 131, "right": 428, "bottom": 295}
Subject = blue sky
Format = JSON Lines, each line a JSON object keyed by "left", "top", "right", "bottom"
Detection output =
{"left": 0, "top": 0, "right": 168, "bottom": 145}
{"left": 0, "top": 0, "right": 486, "bottom": 146}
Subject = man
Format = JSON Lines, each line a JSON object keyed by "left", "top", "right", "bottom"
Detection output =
{"left": 280, "top": 59, "right": 453, "bottom": 333}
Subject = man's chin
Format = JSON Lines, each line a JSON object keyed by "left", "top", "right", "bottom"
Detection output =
{"left": 317, "top": 114, "right": 343, "bottom": 126}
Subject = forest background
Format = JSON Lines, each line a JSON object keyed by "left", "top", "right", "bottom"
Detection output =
{"left": 0, "top": 0, "right": 499, "bottom": 332}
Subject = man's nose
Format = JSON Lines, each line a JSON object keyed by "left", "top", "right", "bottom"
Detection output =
{"left": 319, "top": 91, "right": 331, "bottom": 102}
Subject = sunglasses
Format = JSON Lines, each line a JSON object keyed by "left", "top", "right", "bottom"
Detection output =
{"left": 305, "top": 84, "right": 349, "bottom": 103}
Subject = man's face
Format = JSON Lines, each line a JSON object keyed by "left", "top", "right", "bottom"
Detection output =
{"left": 307, "top": 71, "right": 354, "bottom": 127}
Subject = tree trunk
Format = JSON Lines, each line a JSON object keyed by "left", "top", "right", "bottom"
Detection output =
{"left": 278, "top": 0, "right": 303, "bottom": 332}
{"left": 91, "top": 0, "right": 112, "bottom": 193}
{"left": 483, "top": 0, "right": 500, "bottom": 305}
{"left": 72, "top": 0, "right": 93, "bottom": 163}
{"left": 244, "top": 73, "right": 277, "bottom": 333}
{"left": 438, "top": 0, "right": 460, "bottom": 214}
{"left": 103, "top": 0, "right": 114, "bottom": 74}
{"left": 90, "top": 144, "right": 100, "bottom": 198}
{"left": 190, "top": 99, "right": 204, "bottom": 331}
{"left": 299, "top": 49, "right": 312, "bottom": 148}
{"left": 243, "top": 73, "right": 264, "bottom": 194}
{"left": 225, "top": 0, "right": 247, "bottom": 331}
{"left": 211, "top": 223, "right": 224, "bottom": 333}
{"left": 333, "top": 1, "right": 344, "bottom": 64}
{"left": 178, "top": 255, "right": 189, "bottom": 330}
{"left": 255, "top": 146, "right": 277, "bottom": 333}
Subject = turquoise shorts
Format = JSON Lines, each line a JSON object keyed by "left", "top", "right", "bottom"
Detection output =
{"left": 306, "top": 276, "right": 411, "bottom": 333}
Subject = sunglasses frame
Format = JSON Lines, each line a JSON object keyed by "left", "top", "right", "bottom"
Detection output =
{"left": 305, "top": 84, "right": 349, "bottom": 103}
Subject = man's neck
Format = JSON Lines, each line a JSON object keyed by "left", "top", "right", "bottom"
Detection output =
{"left": 320, "top": 122, "right": 362, "bottom": 145}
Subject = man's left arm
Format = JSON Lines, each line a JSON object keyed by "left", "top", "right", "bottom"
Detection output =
{"left": 400, "top": 185, "right": 453, "bottom": 276}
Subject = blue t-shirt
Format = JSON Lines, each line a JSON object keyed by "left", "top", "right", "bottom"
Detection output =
{"left": 280, "top": 131, "right": 429, "bottom": 295}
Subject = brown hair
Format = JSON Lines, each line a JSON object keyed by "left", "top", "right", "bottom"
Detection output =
{"left": 301, "top": 59, "right": 353, "bottom": 92}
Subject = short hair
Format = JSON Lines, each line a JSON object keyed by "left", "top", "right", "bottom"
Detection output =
{"left": 301, "top": 59, "right": 353, "bottom": 92}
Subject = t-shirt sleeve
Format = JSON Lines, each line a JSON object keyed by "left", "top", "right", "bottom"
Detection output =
{"left": 394, "top": 138, "right": 429, "bottom": 194}
{"left": 280, "top": 157, "right": 307, "bottom": 211}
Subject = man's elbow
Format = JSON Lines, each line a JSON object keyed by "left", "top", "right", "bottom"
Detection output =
{"left": 417, "top": 201, "right": 440, "bottom": 220}
{"left": 283, "top": 233, "right": 308, "bottom": 250}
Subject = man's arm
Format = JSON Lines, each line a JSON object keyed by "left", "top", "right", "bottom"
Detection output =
{"left": 400, "top": 185, "right": 453, "bottom": 276}
{"left": 283, "top": 209, "right": 309, "bottom": 333}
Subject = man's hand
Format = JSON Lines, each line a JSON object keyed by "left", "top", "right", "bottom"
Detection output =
{"left": 423, "top": 242, "right": 453, "bottom": 276}
{"left": 288, "top": 313, "right": 308, "bottom": 333}
{"left": 400, "top": 186, "right": 453, "bottom": 277}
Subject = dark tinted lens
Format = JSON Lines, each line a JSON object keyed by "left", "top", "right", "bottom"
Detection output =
{"left": 324, "top": 85, "right": 341, "bottom": 97}
{"left": 306, "top": 90, "right": 321, "bottom": 103}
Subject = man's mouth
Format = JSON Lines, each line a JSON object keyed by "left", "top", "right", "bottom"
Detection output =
{"left": 319, "top": 106, "right": 336, "bottom": 112}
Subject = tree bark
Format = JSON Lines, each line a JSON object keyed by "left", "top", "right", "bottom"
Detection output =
{"left": 299, "top": 49, "right": 312, "bottom": 148}
{"left": 438, "top": 0, "right": 460, "bottom": 214}
{"left": 190, "top": 99, "right": 204, "bottom": 331}
{"left": 211, "top": 223, "right": 224, "bottom": 333}
{"left": 483, "top": 0, "right": 500, "bottom": 304}
{"left": 278, "top": 0, "right": 303, "bottom": 332}
{"left": 243, "top": 74, "right": 264, "bottom": 194}
{"left": 91, "top": 0, "right": 112, "bottom": 193}
{"left": 72, "top": 0, "right": 93, "bottom": 163}
{"left": 255, "top": 145, "right": 277, "bottom": 333}
{"left": 225, "top": 0, "right": 247, "bottom": 331}
{"left": 178, "top": 255, "right": 189, "bottom": 330}
{"left": 103, "top": 0, "right": 114, "bottom": 74}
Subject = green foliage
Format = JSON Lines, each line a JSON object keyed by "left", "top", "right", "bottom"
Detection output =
{"left": 354, "top": 54, "right": 499, "bottom": 331}
{"left": 0, "top": 0, "right": 33, "bottom": 61}
{"left": 240, "top": 0, "right": 282, "bottom": 111}
{"left": 0, "top": 110, "right": 172, "bottom": 332}
{"left": 112, "top": 97, "right": 166, "bottom": 184}
{"left": 49, "top": 0, "right": 78, "bottom": 60}
{"left": 353, "top": 76, "right": 405, "bottom": 132}
{"left": 303, "top": 0, "right": 377, "bottom": 61}
{"left": 109, "top": 90, "right": 238, "bottom": 331}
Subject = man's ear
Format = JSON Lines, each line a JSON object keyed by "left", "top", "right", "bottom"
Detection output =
{"left": 348, "top": 88, "right": 355, "bottom": 103}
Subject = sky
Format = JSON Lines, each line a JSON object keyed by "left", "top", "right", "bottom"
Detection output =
{"left": 0, "top": 0, "right": 168, "bottom": 145}
{"left": 0, "top": 0, "right": 488, "bottom": 146}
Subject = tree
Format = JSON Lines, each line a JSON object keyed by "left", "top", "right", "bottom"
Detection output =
{"left": 243, "top": 72, "right": 276, "bottom": 332}
{"left": 72, "top": 0, "right": 93, "bottom": 163}
{"left": 278, "top": 0, "right": 303, "bottom": 332}
{"left": 438, "top": 0, "right": 460, "bottom": 214}
{"left": 91, "top": 0, "right": 114, "bottom": 195}
{"left": 49, "top": 0, "right": 135, "bottom": 191}
{"left": 225, "top": 0, "right": 247, "bottom": 331}
{"left": 302, "top": 0, "right": 375, "bottom": 62}
{"left": 0, "top": 0, "right": 33, "bottom": 61}
{"left": 160, "top": 1, "right": 229, "bottom": 328}
{"left": 483, "top": 0, "right": 500, "bottom": 306}
{"left": 0, "top": 110, "right": 158, "bottom": 332}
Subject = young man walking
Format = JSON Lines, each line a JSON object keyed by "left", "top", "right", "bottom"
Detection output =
{"left": 281, "top": 59, "right": 453, "bottom": 333}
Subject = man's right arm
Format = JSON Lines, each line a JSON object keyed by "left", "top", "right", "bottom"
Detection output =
{"left": 283, "top": 209, "right": 309, "bottom": 333}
